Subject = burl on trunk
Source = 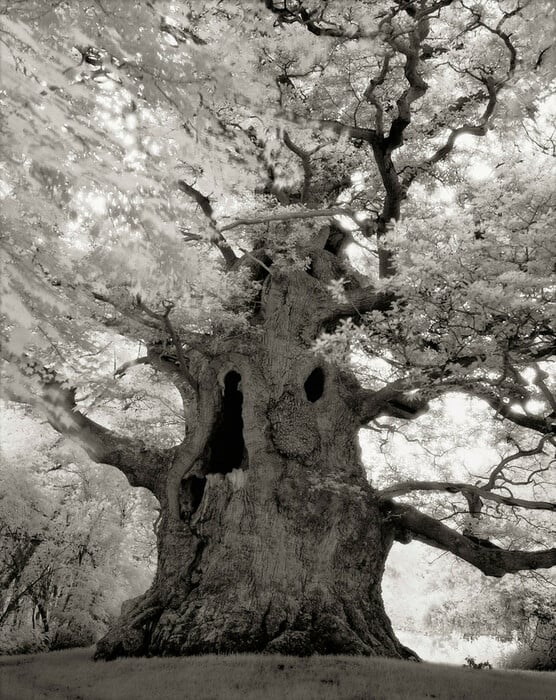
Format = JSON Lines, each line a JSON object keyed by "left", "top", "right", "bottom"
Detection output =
{"left": 95, "top": 267, "right": 415, "bottom": 660}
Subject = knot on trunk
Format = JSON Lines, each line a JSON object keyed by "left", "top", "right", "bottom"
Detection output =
{"left": 268, "top": 390, "right": 320, "bottom": 460}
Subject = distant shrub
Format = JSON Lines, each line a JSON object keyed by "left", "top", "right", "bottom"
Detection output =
{"left": 49, "top": 621, "right": 97, "bottom": 651}
{"left": 503, "top": 644, "right": 555, "bottom": 672}
{"left": 463, "top": 656, "right": 492, "bottom": 669}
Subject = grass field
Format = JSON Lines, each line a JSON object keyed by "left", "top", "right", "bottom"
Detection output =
{"left": 0, "top": 647, "right": 554, "bottom": 700}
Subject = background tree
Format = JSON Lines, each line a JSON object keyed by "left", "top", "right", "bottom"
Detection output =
{"left": 0, "top": 407, "right": 156, "bottom": 653}
{"left": 0, "top": 0, "right": 554, "bottom": 659}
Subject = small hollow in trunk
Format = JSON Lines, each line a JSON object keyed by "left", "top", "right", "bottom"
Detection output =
{"left": 304, "top": 367, "right": 325, "bottom": 402}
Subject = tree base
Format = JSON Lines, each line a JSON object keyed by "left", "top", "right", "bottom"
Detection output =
{"left": 94, "top": 589, "right": 418, "bottom": 661}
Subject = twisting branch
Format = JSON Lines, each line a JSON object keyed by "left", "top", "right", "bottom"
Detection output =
{"left": 369, "top": 11, "right": 432, "bottom": 278}
{"left": 135, "top": 296, "right": 198, "bottom": 390}
{"left": 282, "top": 131, "right": 320, "bottom": 203}
{"left": 385, "top": 501, "right": 556, "bottom": 577}
{"left": 402, "top": 75, "right": 498, "bottom": 189}
{"left": 485, "top": 434, "right": 553, "bottom": 490}
{"left": 378, "top": 480, "right": 556, "bottom": 512}
{"left": 177, "top": 180, "right": 238, "bottom": 268}
{"left": 262, "top": 0, "right": 377, "bottom": 39}
{"left": 402, "top": 2, "right": 523, "bottom": 188}
{"left": 362, "top": 54, "right": 391, "bottom": 137}
{"left": 384, "top": 17, "right": 430, "bottom": 151}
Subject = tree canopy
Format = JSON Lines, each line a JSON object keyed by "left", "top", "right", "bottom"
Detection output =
{"left": 1, "top": 0, "right": 555, "bottom": 659}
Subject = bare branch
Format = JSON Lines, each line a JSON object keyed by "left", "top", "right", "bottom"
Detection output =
{"left": 485, "top": 434, "right": 553, "bottom": 490}
{"left": 218, "top": 205, "right": 364, "bottom": 233}
{"left": 386, "top": 501, "right": 556, "bottom": 577}
{"left": 378, "top": 480, "right": 556, "bottom": 512}
{"left": 135, "top": 296, "right": 199, "bottom": 390}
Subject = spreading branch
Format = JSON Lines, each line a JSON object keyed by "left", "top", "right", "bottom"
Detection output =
{"left": 386, "top": 501, "right": 556, "bottom": 577}
{"left": 93, "top": 291, "right": 162, "bottom": 331}
{"left": 41, "top": 383, "right": 169, "bottom": 496}
{"left": 485, "top": 434, "right": 553, "bottom": 490}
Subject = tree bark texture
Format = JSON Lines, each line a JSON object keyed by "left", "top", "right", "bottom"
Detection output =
{"left": 95, "top": 268, "right": 416, "bottom": 660}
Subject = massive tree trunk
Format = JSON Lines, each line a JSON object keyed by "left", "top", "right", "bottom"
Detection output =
{"left": 94, "top": 265, "right": 416, "bottom": 660}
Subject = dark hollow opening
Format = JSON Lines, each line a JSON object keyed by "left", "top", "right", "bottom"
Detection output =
{"left": 180, "top": 475, "right": 207, "bottom": 517}
{"left": 304, "top": 367, "right": 325, "bottom": 402}
{"left": 189, "top": 475, "right": 207, "bottom": 512}
{"left": 207, "top": 370, "right": 246, "bottom": 474}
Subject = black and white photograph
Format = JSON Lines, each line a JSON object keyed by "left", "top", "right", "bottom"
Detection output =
{"left": 0, "top": 1, "right": 554, "bottom": 698}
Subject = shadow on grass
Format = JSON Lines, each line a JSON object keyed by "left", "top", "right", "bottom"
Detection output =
{"left": 1, "top": 647, "right": 555, "bottom": 700}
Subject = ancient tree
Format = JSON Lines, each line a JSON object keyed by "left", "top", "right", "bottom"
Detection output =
{"left": 1, "top": 0, "right": 554, "bottom": 658}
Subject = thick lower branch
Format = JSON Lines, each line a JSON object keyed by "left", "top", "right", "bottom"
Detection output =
{"left": 386, "top": 502, "right": 556, "bottom": 577}
{"left": 42, "top": 381, "right": 168, "bottom": 495}
{"left": 1, "top": 350, "right": 169, "bottom": 496}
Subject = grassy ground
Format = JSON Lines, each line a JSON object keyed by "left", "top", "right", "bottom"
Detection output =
{"left": 0, "top": 648, "right": 554, "bottom": 700}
